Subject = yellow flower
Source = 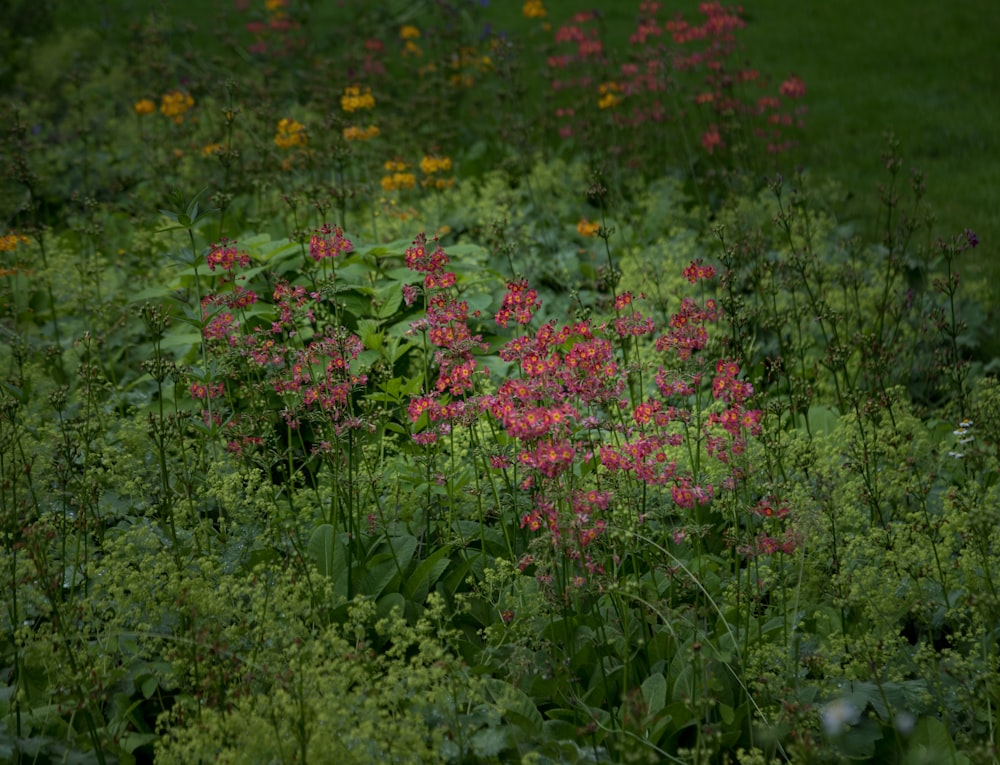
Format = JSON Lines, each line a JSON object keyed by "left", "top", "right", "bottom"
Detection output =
{"left": 419, "top": 155, "right": 452, "bottom": 175}
{"left": 403, "top": 40, "right": 423, "bottom": 57}
{"left": 341, "top": 85, "right": 376, "bottom": 113}
{"left": 0, "top": 232, "right": 30, "bottom": 251}
{"left": 597, "top": 82, "right": 622, "bottom": 110}
{"left": 201, "top": 143, "right": 224, "bottom": 157}
{"left": 384, "top": 159, "right": 409, "bottom": 173}
{"left": 343, "top": 124, "right": 380, "bottom": 141}
{"left": 399, "top": 25, "right": 421, "bottom": 39}
{"left": 424, "top": 177, "right": 455, "bottom": 190}
{"left": 265, "top": 0, "right": 286, "bottom": 11}
{"left": 274, "top": 118, "right": 307, "bottom": 149}
{"left": 577, "top": 219, "right": 600, "bottom": 237}
{"left": 133, "top": 98, "right": 156, "bottom": 116}
{"left": 522, "top": 0, "right": 547, "bottom": 19}
{"left": 160, "top": 90, "right": 194, "bottom": 124}
{"left": 381, "top": 172, "right": 416, "bottom": 192}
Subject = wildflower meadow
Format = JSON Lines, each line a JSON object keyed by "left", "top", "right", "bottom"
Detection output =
{"left": 1, "top": 1, "right": 998, "bottom": 763}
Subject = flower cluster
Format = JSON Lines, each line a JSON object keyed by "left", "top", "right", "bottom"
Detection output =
{"left": 308, "top": 224, "right": 353, "bottom": 262}
{"left": 654, "top": 294, "right": 719, "bottom": 361}
{"left": 399, "top": 24, "right": 422, "bottom": 57}
{"left": 160, "top": 90, "right": 194, "bottom": 124}
{"left": 0, "top": 232, "right": 29, "bottom": 252}
{"left": 381, "top": 159, "right": 416, "bottom": 191}
{"left": 545, "top": 2, "right": 806, "bottom": 166}
{"left": 341, "top": 85, "right": 376, "bottom": 112}
{"left": 447, "top": 45, "right": 493, "bottom": 89}
{"left": 949, "top": 419, "right": 974, "bottom": 459}
{"left": 195, "top": 235, "right": 374, "bottom": 454}
{"left": 597, "top": 82, "right": 622, "bottom": 110}
{"left": 405, "top": 234, "right": 487, "bottom": 399}
{"left": 522, "top": 0, "right": 547, "bottom": 19}
{"left": 494, "top": 279, "right": 541, "bottom": 327}
{"left": 342, "top": 124, "right": 380, "bottom": 142}
{"left": 206, "top": 240, "right": 251, "bottom": 272}
{"left": 240, "top": 0, "right": 304, "bottom": 58}
{"left": 274, "top": 118, "right": 307, "bottom": 149}
{"left": 419, "top": 154, "right": 455, "bottom": 189}
{"left": 133, "top": 98, "right": 156, "bottom": 116}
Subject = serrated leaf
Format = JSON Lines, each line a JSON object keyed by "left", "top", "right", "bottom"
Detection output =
{"left": 375, "top": 284, "right": 403, "bottom": 319}
{"left": 471, "top": 727, "right": 508, "bottom": 758}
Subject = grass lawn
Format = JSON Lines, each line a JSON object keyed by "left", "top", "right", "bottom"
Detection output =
{"left": 737, "top": 0, "right": 1000, "bottom": 284}
{"left": 494, "top": 0, "right": 1000, "bottom": 286}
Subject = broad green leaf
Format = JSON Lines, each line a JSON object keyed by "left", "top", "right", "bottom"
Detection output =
{"left": 484, "top": 678, "right": 543, "bottom": 734}
{"left": 402, "top": 545, "right": 452, "bottom": 602}
{"left": 641, "top": 672, "right": 667, "bottom": 716}
{"left": 374, "top": 284, "right": 403, "bottom": 318}
{"left": 796, "top": 404, "right": 840, "bottom": 436}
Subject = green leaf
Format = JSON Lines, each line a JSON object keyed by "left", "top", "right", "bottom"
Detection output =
{"left": 377, "top": 591, "right": 406, "bottom": 620}
{"left": 375, "top": 284, "right": 404, "bottom": 319}
{"left": 641, "top": 672, "right": 667, "bottom": 716}
{"left": 905, "top": 717, "right": 970, "bottom": 765}
{"left": 140, "top": 675, "right": 159, "bottom": 700}
{"left": 484, "top": 678, "right": 543, "bottom": 734}
{"left": 158, "top": 332, "right": 203, "bottom": 350}
{"left": 307, "top": 523, "right": 349, "bottom": 594}
{"left": 796, "top": 404, "right": 840, "bottom": 436}
{"left": 402, "top": 545, "right": 452, "bottom": 602}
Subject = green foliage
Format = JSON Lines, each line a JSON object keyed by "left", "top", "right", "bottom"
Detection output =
{"left": 2, "top": 2, "right": 999, "bottom": 764}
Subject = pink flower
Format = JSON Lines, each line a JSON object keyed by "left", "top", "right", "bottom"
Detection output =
{"left": 779, "top": 75, "right": 806, "bottom": 99}
{"left": 309, "top": 224, "right": 353, "bottom": 261}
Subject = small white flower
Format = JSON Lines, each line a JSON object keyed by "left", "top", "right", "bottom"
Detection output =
{"left": 948, "top": 451, "right": 964, "bottom": 459}
{"left": 821, "top": 699, "right": 860, "bottom": 737}
{"left": 894, "top": 710, "right": 916, "bottom": 736}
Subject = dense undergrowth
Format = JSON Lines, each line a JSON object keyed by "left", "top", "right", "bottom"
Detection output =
{"left": 2, "top": 1, "right": 998, "bottom": 763}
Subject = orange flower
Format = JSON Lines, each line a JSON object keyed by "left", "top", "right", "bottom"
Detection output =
{"left": 523, "top": 0, "right": 547, "bottom": 19}
{"left": 597, "top": 82, "right": 622, "bottom": 110}
{"left": 0, "top": 232, "right": 30, "bottom": 251}
{"left": 341, "top": 85, "right": 375, "bottom": 112}
{"left": 160, "top": 90, "right": 194, "bottom": 124}
{"left": 274, "top": 118, "right": 307, "bottom": 148}
{"left": 577, "top": 219, "right": 600, "bottom": 237}
{"left": 133, "top": 98, "right": 156, "bottom": 116}
{"left": 342, "top": 124, "right": 380, "bottom": 141}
